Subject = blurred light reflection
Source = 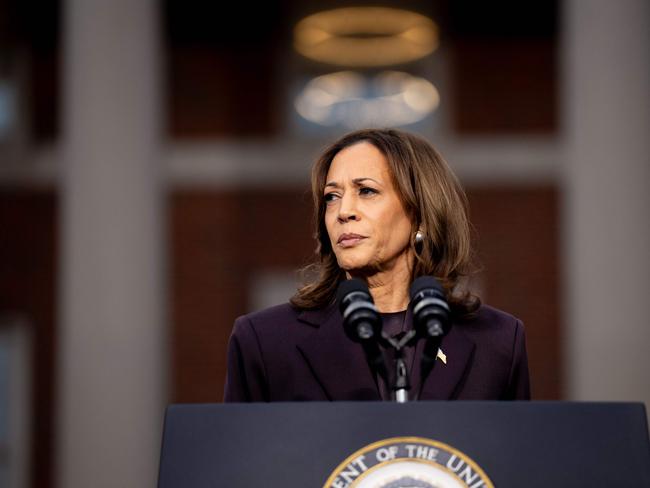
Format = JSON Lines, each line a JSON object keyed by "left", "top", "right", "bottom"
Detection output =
{"left": 295, "top": 71, "right": 439, "bottom": 128}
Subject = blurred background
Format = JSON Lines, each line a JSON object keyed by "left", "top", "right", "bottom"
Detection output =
{"left": 0, "top": 0, "right": 648, "bottom": 486}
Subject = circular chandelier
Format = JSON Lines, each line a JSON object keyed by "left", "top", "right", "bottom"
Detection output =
{"left": 294, "top": 7, "right": 439, "bottom": 67}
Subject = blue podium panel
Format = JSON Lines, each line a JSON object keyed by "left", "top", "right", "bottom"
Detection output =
{"left": 158, "top": 402, "right": 650, "bottom": 488}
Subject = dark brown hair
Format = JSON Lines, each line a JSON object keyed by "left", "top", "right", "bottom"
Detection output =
{"left": 290, "top": 128, "right": 480, "bottom": 315}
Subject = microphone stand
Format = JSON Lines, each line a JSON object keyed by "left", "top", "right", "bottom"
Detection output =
{"left": 393, "top": 351, "right": 409, "bottom": 403}
{"left": 381, "top": 330, "right": 417, "bottom": 403}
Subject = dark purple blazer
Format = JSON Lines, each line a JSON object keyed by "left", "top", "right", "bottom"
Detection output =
{"left": 224, "top": 302, "right": 530, "bottom": 402}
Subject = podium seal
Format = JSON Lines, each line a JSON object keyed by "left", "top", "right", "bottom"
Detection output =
{"left": 324, "top": 436, "right": 494, "bottom": 488}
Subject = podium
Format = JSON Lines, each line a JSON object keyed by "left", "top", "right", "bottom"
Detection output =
{"left": 158, "top": 401, "right": 650, "bottom": 487}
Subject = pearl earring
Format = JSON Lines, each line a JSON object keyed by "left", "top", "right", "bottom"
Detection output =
{"left": 415, "top": 230, "right": 424, "bottom": 245}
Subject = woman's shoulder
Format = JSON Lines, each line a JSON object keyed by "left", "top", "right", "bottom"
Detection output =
{"left": 234, "top": 302, "right": 300, "bottom": 328}
{"left": 473, "top": 303, "right": 521, "bottom": 323}
{"left": 232, "top": 303, "right": 322, "bottom": 342}
{"left": 230, "top": 303, "right": 321, "bottom": 353}
{"left": 455, "top": 303, "right": 524, "bottom": 337}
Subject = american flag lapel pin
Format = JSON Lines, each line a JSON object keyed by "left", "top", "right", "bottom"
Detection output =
{"left": 437, "top": 348, "right": 447, "bottom": 365}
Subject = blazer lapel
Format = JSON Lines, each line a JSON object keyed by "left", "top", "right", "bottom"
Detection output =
{"left": 296, "top": 305, "right": 381, "bottom": 401}
{"left": 414, "top": 322, "right": 476, "bottom": 400}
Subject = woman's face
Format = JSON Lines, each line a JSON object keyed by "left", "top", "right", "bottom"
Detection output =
{"left": 323, "top": 141, "right": 413, "bottom": 276}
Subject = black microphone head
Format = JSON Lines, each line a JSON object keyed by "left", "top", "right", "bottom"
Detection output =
{"left": 337, "top": 279, "right": 381, "bottom": 343}
{"left": 337, "top": 278, "right": 373, "bottom": 312}
{"left": 410, "top": 275, "right": 450, "bottom": 338}
{"left": 337, "top": 278, "right": 369, "bottom": 298}
{"left": 410, "top": 275, "right": 444, "bottom": 301}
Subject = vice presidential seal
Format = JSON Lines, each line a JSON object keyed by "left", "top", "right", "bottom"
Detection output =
{"left": 323, "top": 437, "right": 493, "bottom": 488}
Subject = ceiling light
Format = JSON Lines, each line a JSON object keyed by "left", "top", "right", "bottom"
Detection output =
{"left": 294, "top": 7, "right": 438, "bottom": 67}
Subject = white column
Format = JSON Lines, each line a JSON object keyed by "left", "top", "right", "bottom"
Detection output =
{"left": 563, "top": 1, "right": 650, "bottom": 404}
{"left": 57, "top": 1, "right": 166, "bottom": 487}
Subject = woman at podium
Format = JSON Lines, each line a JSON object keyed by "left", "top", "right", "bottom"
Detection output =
{"left": 224, "top": 128, "right": 530, "bottom": 402}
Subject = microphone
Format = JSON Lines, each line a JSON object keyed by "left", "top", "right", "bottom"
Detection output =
{"left": 410, "top": 276, "right": 451, "bottom": 389}
{"left": 337, "top": 279, "right": 388, "bottom": 382}
{"left": 337, "top": 278, "right": 382, "bottom": 342}
{"left": 410, "top": 276, "right": 451, "bottom": 339}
